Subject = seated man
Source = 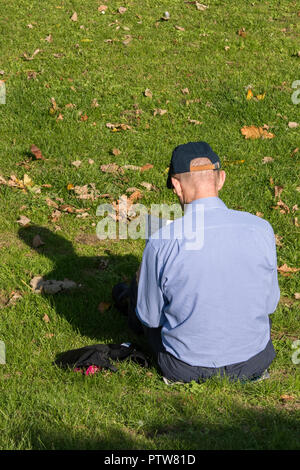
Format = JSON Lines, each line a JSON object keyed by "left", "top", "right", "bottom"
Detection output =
{"left": 113, "top": 142, "right": 280, "bottom": 383}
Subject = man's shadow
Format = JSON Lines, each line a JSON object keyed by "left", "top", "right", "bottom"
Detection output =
{"left": 18, "top": 226, "right": 140, "bottom": 343}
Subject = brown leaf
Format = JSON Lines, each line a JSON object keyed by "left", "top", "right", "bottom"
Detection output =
{"left": 30, "top": 144, "right": 44, "bottom": 160}
{"left": 291, "top": 148, "right": 299, "bottom": 157}
{"left": 238, "top": 28, "right": 247, "bottom": 38}
{"left": 153, "top": 108, "right": 167, "bottom": 116}
{"left": 273, "top": 200, "right": 290, "bottom": 214}
{"left": 241, "top": 125, "right": 275, "bottom": 139}
{"left": 43, "top": 314, "right": 50, "bottom": 323}
{"left": 278, "top": 264, "right": 300, "bottom": 275}
{"left": 262, "top": 157, "right": 274, "bottom": 164}
{"left": 112, "top": 148, "right": 121, "bottom": 156}
{"left": 274, "top": 185, "right": 283, "bottom": 199}
{"left": 101, "top": 163, "right": 123, "bottom": 174}
{"left": 45, "top": 34, "right": 53, "bottom": 43}
{"left": 275, "top": 234, "right": 283, "bottom": 247}
{"left": 50, "top": 210, "right": 62, "bottom": 222}
{"left": 45, "top": 198, "right": 59, "bottom": 208}
{"left": 118, "top": 7, "right": 127, "bottom": 14}
{"left": 144, "top": 88, "right": 152, "bottom": 98}
{"left": 128, "top": 190, "right": 143, "bottom": 203}
{"left": 91, "top": 98, "right": 99, "bottom": 108}
{"left": 280, "top": 394, "right": 295, "bottom": 402}
{"left": 181, "top": 87, "right": 189, "bottom": 94}
{"left": 80, "top": 114, "right": 88, "bottom": 122}
{"left": 23, "top": 49, "right": 41, "bottom": 61}
{"left": 140, "top": 163, "right": 153, "bottom": 172}
{"left": 256, "top": 212, "right": 264, "bottom": 218}
{"left": 70, "top": 12, "right": 78, "bottom": 21}
{"left": 175, "top": 25, "right": 185, "bottom": 31}
{"left": 140, "top": 181, "right": 158, "bottom": 191}
{"left": 188, "top": 118, "right": 203, "bottom": 125}
{"left": 98, "top": 302, "right": 111, "bottom": 313}
{"left": 32, "top": 234, "right": 45, "bottom": 248}
{"left": 106, "top": 122, "right": 131, "bottom": 131}
{"left": 123, "top": 165, "right": 141, "bottom": 171}
{"left": 288, "top": 122, "right": 298, "bottom": 129}
{"left": 17, "top": 215, "right": 31, "bottom": 227}
{"left": 98, "top": 5, "right": 108, "bottom": 12}
{"left": 294, "top": 293, "right": 300, "bottom": 300}
{"left": 71, "top": 160, "right": 82, "bottom": 168}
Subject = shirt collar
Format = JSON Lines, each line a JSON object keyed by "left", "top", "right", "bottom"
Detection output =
{"left": 184, "top": 197, "right": 227, "bottom": 214}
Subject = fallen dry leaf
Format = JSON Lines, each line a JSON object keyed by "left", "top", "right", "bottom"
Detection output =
{"left": 275, "top": 234, "right": 283, "bottom": 247}
{"left": 188, "top": 118, "right": 203, "bottom": 125}
{"left": 106, "top": 122, "right": 131, "bottom": 131}
{"left": 291, "top": 148, "right": 299, "bottom": 157}
{"left": 101, "top": 163, "right": 123, "bottom": 174}
{"left": 141, "top": 163, "right": 153, "bottom": 172}
{"left": 45, "top": 34, "right": 53, "bottom": 43}
{"left": 32, "top": 234, "right": 45, "bottom": 248}
{"left": 288, "top": 122, "right": 298, "bottom": 128}
{"left": 140, "top": 181, "right": 158, "bottom": 191}
{"left": 123, "top": 164, "right": 141, "bottom": 171}
{"left": 118, "top": 7, "right": 127, "bottom": 14}
{"left": 98, "top": 5, "right": 108, "bottom": 12}
{"left": 144, "top": 88, "right": 152, "bottom": 98}
{"left": 71, "top": 160, "right": 82, "bottom": 168}
{"left": 98, "top": 302, "right": 111, "bottom": 313}
{"left": 23, "top": 49, "right": 41, "bottom": 61}
{"left": 112, "top": 148, "right": 121, "bottom": 156}
{"left": 278, "top": 264, "right": 300, "bottom": 276}
{"left": 256, "top": 212, "right": 264, "bottom": 217}
{"left": 30, "top": 144, "right": 44, "bottom": 160}
{"left": 43, "top": 314, "right": 50, "bottom": 323}
{"left": 241, "top": 125, "right": 275, "bottom": 139}
{"left": 128, "top": 190, "right": 143, "bottom": 203}
{"left": 71, "top": 12, "right": 78, "bottom": 21}
{"left": 31, "top": 276, "right": 77, "bottom": 294}
{"left": 273, "top": 200, "right": 290, "bottom": 214}
{"left": 262, "top": 157, "right": 274, "bottom": 164}
{"left": 280, "top": 394, "right": 295, "bottom": 402}
{"left": 294, "top": 293, "right": 300, "bottom": 300}
{"left": 153, "top": 108, "right": 167, "bottom": 116}
{"left": 238, "top": 28, "right": 247, "bottom": 38}
{"left": 181, "top": 87, "right": 189, "bottom": 94}
{"left": 246, "top": 89, "right": 254, "bottom": 100}
{"left": 17, "top": 215, "right": 31, "bottom": 227}
{"left": 50, "top": 210, "right": 62, "bottom": 222}
{"left": 91, "top": 98, "right": 99, "bottom": 108}
{"left": 274, "top": 185, "right": 283, "bottom": 199}
{"left": 196, "top": 2, "right": 208, "bottom": 11}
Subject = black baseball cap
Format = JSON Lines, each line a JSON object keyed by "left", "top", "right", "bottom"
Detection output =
{"left": 166, "top": 141, "right": 221, "bottom": 189}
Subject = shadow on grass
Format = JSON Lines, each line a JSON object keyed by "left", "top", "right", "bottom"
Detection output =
{"left": 8, "top": 403, "right": 300, "bottom": 450}
{"left": 18, "top": 225, "right": 141, "bottom": 344}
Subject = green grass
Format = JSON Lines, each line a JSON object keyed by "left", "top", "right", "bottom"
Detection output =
{"left": 0, "top": 0, "right": 299, "bottom": 450}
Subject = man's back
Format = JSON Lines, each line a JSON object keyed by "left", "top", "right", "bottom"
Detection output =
{"left": 136, "top": 197, "right": 280, "bottom": 368}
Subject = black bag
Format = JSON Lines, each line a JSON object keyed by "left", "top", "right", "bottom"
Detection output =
{"left": 54, "top": 342, "right": 149, "bottom": 373}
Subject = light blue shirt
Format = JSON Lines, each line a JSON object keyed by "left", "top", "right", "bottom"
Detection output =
{"left": 136, "top": 197, "right": 280, "bottom": 367}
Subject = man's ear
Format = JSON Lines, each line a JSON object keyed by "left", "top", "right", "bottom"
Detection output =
{"left": 171, "top": 176, "right": 182, "bottom": 196}
{"left": 217, "top": 170, "right": 226, "bottom": 191}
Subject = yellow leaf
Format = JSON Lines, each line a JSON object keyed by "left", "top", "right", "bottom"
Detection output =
{"left": 246, "top": 89, "right": 253, "bottom": 100}
{"left": 67, "top": 183, "right": 74, "bottom": 190}
{"left": 256, "top": 93, "right": 265, "bottom": 100}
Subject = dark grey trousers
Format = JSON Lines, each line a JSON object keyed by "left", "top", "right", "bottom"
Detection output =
{"left": 128, "top": 276, "right": 276, "bottom": 383}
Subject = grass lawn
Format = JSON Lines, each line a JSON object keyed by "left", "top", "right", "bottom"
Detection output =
{"left": 0, "top": 0, "right": 299, "bottom": 450}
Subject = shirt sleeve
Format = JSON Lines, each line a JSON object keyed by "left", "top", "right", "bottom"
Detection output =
{"left": 135, "top": 242, "right": 166, "bottom": 328}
